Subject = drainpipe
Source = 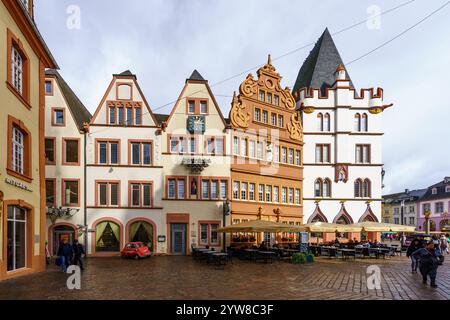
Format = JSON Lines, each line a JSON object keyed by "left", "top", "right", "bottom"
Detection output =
{"left": 83, "top": 127, "right": 88, "bottom": 256}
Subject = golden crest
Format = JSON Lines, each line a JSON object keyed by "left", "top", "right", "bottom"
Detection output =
{"left": 369, "top": 107, "right": 383, "bottom": 114}
{"left": 230, "top": 92, "right": 250, "bottom": 129}
{"left": 287, "top": 112, "right": 303, "bottom": 142}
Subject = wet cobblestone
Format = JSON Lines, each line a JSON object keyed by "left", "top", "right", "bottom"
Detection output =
{"left": 0, "top": 255, "right": 449, "bottom": 300}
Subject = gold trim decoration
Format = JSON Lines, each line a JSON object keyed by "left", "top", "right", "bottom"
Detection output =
{"left": 369, "top": 103, "right": 394, "bottom": 115}
{"left": 230, "top": 92, "right": 250, "bottom": 129}
{"left": 287, "top": 112, "right": 303, "bottom": 142}
{"left": 302, "top": 106, "right": 315, "bottom": 114}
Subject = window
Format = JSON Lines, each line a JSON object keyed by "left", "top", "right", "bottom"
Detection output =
{"left": 258, "top": 185, "right": 264, "bottom": 202}
{"left": 315, "top": 179, "right": 322, "bottom": 197}
{"left": 254, "top": 108, "right": 261, "bottom": 122}
{"left": 273, "top": 115, "right": 281, "bottom": 129}
{"left": 282, "top": 187, "right": 287, "bottom": 203}
{"left": 315, "top": 144, "right": 330, "bottom": 163}
{"left": 354, "top": 113, "right": 361, "bottom": 131}
{"left": 271, "top": 113, "right": 276, "bottom": 126}
{"left": 7, "top": 30, "right": 30, "bottom": 104}
{"left": 62, "top": 180, "right": 79, "bottom": 206}
{"left": 274, "top": 145, "right": 280, "bottom": 162}
{"left": 265, "top": 185, "right": 272, "bottom": 202}
{"left": 97, "top": 141, "right": 119, "bottom": 165}
{"left": 288, "top": 188, "right": 294, "bottom": 204}
{"left": 409, "top": 217, "right": 415, "bottom": 225}
{"left": 211, "top": 180, "right": 219, "bottom": 199}
{"left": 324, "top": 113, "right": 331, "bottom": 131}
{"left": 95, "top": 221, "right": 120, "bottom": 253}
{"left": 44, "top": 138, "right": 56, "bottom": 165}
{"left": 118, "top": 107, "right": 124, "bottom": 125}
{"left": 446, "top": 186, "right": 450, "bottom": 193}
{"left": 215, "top": 138, "right": 224, "bottom": 155}
{"left": 130, "top": 141, "right": 152, "bottom": 165}
{"left": 249, "top": 140, "right": 255, "bottom": 158}
{"left": 432, "top": 188, "right": 437, "bottom": 195}
{"left": 281, "top": 147, "right": 287, "bottom": 163}
{"left": 189, "top": 138, "right": 196, "bottom": 154}
{"left": 233, "top": 182, "right": 239, "bottom": 200}
{"left": 97, "top": 182, "right": 119, "bottom": 207}
{"left": 134, "top": 108, "right": 142, "bottom": 125}
{"left": 295, "top": 150, "right": 301, "bottom": 166}
{"left": 45, "top": 179, "right": 56, "bottom": 207}
{"left": 220, "top": 181, "right": 227, "bottom": 200}
{"left": 262, "top": 110, "right": 268, "bottom": 123}
{"left": 45, "top": 80, "right": 53, "bottom": 95}
{"left": 274, "top": 95, "right": 279, "bottom": 106}
{"left": 288, "top": 149, "right": 294, "bottom": 165}
{"left": 240, "top": 138, "right": 247, "bottom": 156}
{"left": 317, "top": 113, "right": 323, "bottom": 131}
{"left": 188, "top": 100, "right": 195, "bottom": 114}
{"left": 295, "top": 189, "right": 301, "bottom": 205}
{"left": 199, "top": 222, "right": 220, "bottom": 246}
{"left": 267, "top": 93, "right": 272, "bottom": 104}
{"left": 259, "top": 90, "right": 265, "bottom": 102}
{"left": 257, "top": 142, "right": 263, "bottom": 160}
{"left": 130, "top": 182, "right": 153, "bottom": 207}
{"left": 409, "top": 206, "right": 415, "bottom": 213}
{"left": 126, "top": 107, "right": 133, "bottom": 126}
{"left": 200, "top": 101, "right": 207, "bottom": 114}
{"left": 63, "top": 138, "right": 79, "bottom": 165}
{"left": 422, "top": 203, "right": 431, "bottom": 214}
{"left": 393, "top": 208, "right": 400, "bottom": 215}
{"left": 249, "top": 183, "right": 255, "bottom": 201}
{"left": 202, "top": 180, "right": 210, "bottom": 199}
{"left": 273, "top": 186, "right": 279, "bottom": 203}
{"left": 167, "top": 177, "right": 185, "bottom": 200}
{"left": 435, "top": 202, "right": 444, "bottom": 214}
{"left": 207, "top": 138, "right": 215, "bottom": 154}
{"left": 109, "top": 107, "right": 116, "bottom": 125}
{"left": 233, "top": 137, "right": 239, "bottom": 155}
{"left": 354, "top": 179, "right": 362, "bottom": 198}
{"left": 7, "top": 116, "right": 31, "bottom": 180}
{"left": 241, "top": 182, "right": 247, "bottom": 200}
{"left": 7, "top": 206, "right": 28, "bottom": 271}
{"left": 323, "top": 179, "right": 331, "bottom": 197}
{"left": 52, "top": 108, "right": 65, "bottom": 126}
{"left": 361, "top": 113, "right": 368, "bottom": 132}
{"left": 11, "top": 46, "right": 23, "bottom": 94}
{"left": 356, "top": 145, "right": 371, "bottom": 164}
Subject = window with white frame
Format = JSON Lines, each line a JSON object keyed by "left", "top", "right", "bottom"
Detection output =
{"left": 11, "top": 46, "right": 23, "bottom": 94}
{"left": 12, "top": 127, "right": 24, "bottom": 174}
{"left": 282, "top": 187, "right": 287, "bottom": 203}
{"left": 241, "top": 182, "right": 247, "bottom": 200}
{"left": 258, "top": 184, "right": 264, "bottom": 202}
{"left": 249, "top": 183, "right": 255, "bottom": 201}
{"left": 233, "top": 137, "right": 239, "bottom": 155}
{"left": 265, "top": 185, "right": 272, "bottom": 202}
{"left": 273, "top": 186, "right": 279, "bottom": 203}
{"left": 249, "top": 140, "right": 255, "bottom": 158}
{"left": 233, "top": 181, "right": 239, "bottom": 199}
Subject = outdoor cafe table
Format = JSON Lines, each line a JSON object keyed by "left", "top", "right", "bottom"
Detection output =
{"left": 339, "top": 248, "right": 356, "bottom": 260}
{"left": 243, "top": 249, "right": 259, "bottom": 262}
{"left": 209, "top": 252, "right": 230, "bottom": 266}
{"left": 369, "top": 247, "right": 390, "bottom": 259}
{"left": 257, "top": 251, "right": 277, "bottom": 264}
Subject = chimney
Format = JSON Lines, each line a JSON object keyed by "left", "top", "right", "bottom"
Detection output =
{"left": 405, "top": 189, "right": 410, "bottom": 195}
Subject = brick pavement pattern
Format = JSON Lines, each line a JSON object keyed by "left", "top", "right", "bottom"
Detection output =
{"left": 0, "top": 255, "right": 449, "bottom": 300}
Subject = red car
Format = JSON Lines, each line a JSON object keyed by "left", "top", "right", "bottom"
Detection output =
{"left": 120, "top": 242, "right": 152, "bottom": 259}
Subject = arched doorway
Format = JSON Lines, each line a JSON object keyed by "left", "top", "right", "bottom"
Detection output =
{"left": 52, "top": 225, "right": 76, "bottom": 255}
{"left": 95, "top": 221, "right": 121, "bottom": 252}
{"left": 128, "top": 221, "right": 154, "bottom": 251}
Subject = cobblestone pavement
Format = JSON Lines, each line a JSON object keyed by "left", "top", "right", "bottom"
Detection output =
{"left": 0, "top": 255, "right": 449, "bottom": 300}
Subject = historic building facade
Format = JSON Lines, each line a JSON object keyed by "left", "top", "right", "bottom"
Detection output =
{"left": 228, "top": 56, "right": 303, "bottom": 245}
{"left": 159, "top": 70, "right": 231, "bottom": 254}
{"left": 44, "top": 69, "right": 91, "bottom": 255}
{"left": 418, "top": 177, "right": 450, "bottom": 233}
{"left": 293, "top": 29, "right": 391, "bottom": 241}
{"left": 382, "top": 189, "right": 426, "bottom": 226}
{"left": 0, "top": 0, "right": 57, "bottom": 280}
{"left": 86, "top": 71, "right": 164, "bottom": 256}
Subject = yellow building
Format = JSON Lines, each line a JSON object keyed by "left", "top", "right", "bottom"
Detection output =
{"left": 0, "top": 0, "right": 57, "bottom": 280}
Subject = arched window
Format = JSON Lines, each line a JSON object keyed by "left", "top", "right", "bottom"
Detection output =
{"left": 363, "top": 179, "right": 371, "bottom": 198}
{"left": 354, "top": 179, "right": 362, "bottom": 197}
{"left": 323, "top": 179, "right": 331, "bottom": 197}
{"left": 129, "top": 221, "right": 154, "bottom": 251}
{"left": 95, "top": 221, "right": 121, "bottom": 252}
{"left": 314, "top": 178, "right": 322, "bottom": 197}
{"left": 317, "top": 113, "right": 323, "bottom": 131}
{"left": 362, "top": 113, "right": 368, "bottom": 132}
{"left": 324, "top": 113, "right": 331, "bottom": 131}
{"left": 354, "top": 113, "right": 361, "bottom": 132}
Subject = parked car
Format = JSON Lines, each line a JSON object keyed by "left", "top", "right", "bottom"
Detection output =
{"left": 121, "top": 242, "right": 152, "bottom": 259}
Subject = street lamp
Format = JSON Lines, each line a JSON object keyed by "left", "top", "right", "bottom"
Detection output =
{"left": 222, "top": 199, "right": 231, "bottom": 252}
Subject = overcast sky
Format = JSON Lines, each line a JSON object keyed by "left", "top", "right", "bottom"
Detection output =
{"left": 35, "top": 0, "right": 450, "bottom": 195}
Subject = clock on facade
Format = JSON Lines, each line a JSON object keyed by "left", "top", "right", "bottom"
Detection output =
{"left": 187, "top": 116, "right": 205, "bottom": 134}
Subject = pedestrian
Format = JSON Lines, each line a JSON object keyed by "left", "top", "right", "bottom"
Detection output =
{"left": 439, "top": 235, "right": 449, "bottom": 255}
{"left": 406, "top": 239, "right": 422, "bottom": 273}
{"left": 412, "top": 240, "right": 445, "bottom": 288}
{"left": 57, "top": 239, "right": 73, "bottom": 273}
{"left": 72, "top": 239, "right": 85, "bottom": 271}
{"left": 45, "top": 241, "right": 51, "bottom": 265}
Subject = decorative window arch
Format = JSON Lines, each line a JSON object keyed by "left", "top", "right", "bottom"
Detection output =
{"left": 317, "top": 113, "right": 323, "bottom": 131}
{"left": 308, "top": 207, "right": 328, "bottom": 223}
{"left": 354, "top": 179, "right": 362, "bottom": 197}
{"left": 359, "top": 205, "right": 379, "bottom": 222}
{"left": 362, "top": 113, "right": 368, "bottom": 132}
{"left": 354, "top": 113, "right": 361, "bottom": 132}
{"left": 363, "top": 179, "right": 371, "bottom": 198}
{"left": 314, "top": 178, "right": 323, "bottom": 197}
{"left": 323, "top": 178, "right": 331, "bottom": 197}
{"left": 324, "top": 113, "right": 331, "bottom": 131}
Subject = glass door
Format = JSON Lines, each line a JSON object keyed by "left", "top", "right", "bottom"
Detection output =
{"left": 171, "top": 224, "right": 186, "bottom": 255}
{"left": 7, "top": 206, "right": 27, "bottom": 271}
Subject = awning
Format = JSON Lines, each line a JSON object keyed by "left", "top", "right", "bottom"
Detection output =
{"left": 303, "top": 222, "right": 362, "bottom": 233}
{"left": 218, "top": 220, "right": 307, "bottom": 233}
{"left": 352, "top": 222, "right": 416, "bottom": 233}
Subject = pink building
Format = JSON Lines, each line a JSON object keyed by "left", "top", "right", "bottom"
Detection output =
{"left": 417, "top": 177, "right": 450, "bottom": 233}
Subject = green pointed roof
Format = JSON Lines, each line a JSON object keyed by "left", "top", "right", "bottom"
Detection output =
{"left": 293, "top": 28, "right": 354, "bottom": 95}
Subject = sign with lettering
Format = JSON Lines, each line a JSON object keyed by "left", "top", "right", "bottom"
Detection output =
{"left": 187, "top": 116, "right": 205, "bottom": 134}
{"left": 157, "top": 235, "right": 166, "bottom": 243}
{"left": 5, "top": 178, "right": 32, "bottom": 192}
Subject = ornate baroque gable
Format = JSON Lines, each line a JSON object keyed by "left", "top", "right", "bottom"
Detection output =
{"left": 229, "top": 55, "right": 302, "bottom": 142}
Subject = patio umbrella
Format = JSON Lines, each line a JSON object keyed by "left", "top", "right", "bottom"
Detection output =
{"left": 303, "top": 222, "right": 362, "bottom": 233}
{"left": 218, "top": 220, "right": 307, "bottom": 233}
{"left": 351, "top": 221, "right": 416, "bottom": 233}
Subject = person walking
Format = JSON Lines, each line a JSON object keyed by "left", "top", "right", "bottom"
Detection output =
{"left": 406, "top": 239, "right": 422, "bottom": 273}
{"left": 57, "top": 239, "right": 73, "bottom": 273}
{"left": 412, "top": 240, "right": 444, "bottom": 288}
{"left": 439, "top": 235, "right": 449, "bottom": 255}
{"left": 72, "top": 239, "right": 85, "bottom": 271}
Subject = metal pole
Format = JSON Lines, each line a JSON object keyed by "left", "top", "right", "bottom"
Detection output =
{"left": 83, "top": 129, "right": 88, "bottom": 256}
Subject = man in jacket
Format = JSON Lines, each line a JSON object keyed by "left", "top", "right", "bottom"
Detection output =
{"left": 72, "top": 239, "right": 85, "bottom": 271}
{"left": 406, "top": 239, "right": 422, "bottom": 273}
{"left": 57, "top": 239, "right": 73, "bottom": 273}
{"left": 412, "top": 240, "right": 444, "bottom": 288}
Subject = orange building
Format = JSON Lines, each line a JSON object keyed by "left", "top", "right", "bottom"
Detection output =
{"left": 228, "top": 56, "right": 303, "bottom": 245}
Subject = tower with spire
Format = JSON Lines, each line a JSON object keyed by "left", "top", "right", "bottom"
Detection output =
{"left": 293, "top": 29, "right": 393, "bottom": 242}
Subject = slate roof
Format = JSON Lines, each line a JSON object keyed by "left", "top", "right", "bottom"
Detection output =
{"left": 45, "top": 69, "right": 92, "bottom": 131}
{"left": 188, "top": 70, "right": 206, "bottom": 81}
{"left": 420, "top": 178, "right": 450, "bottom": 202}
{"left": 114, "top": 70, "right": 135, "bottom": 77}
{"left": 154, "top": 113, "right": 169, "bottom": 124}
{"left": 292, "top": 28, "right": 354, "bottom": 95}
{"left": 383, "top": 189, "right": 427, "bottom": 204}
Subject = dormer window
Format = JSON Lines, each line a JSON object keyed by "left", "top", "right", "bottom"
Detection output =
{"left": 432, "top": 188, "right": 438, "bottom": 195}
{"left": 446, "top": 186, "right": 450, "bottom": 193}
